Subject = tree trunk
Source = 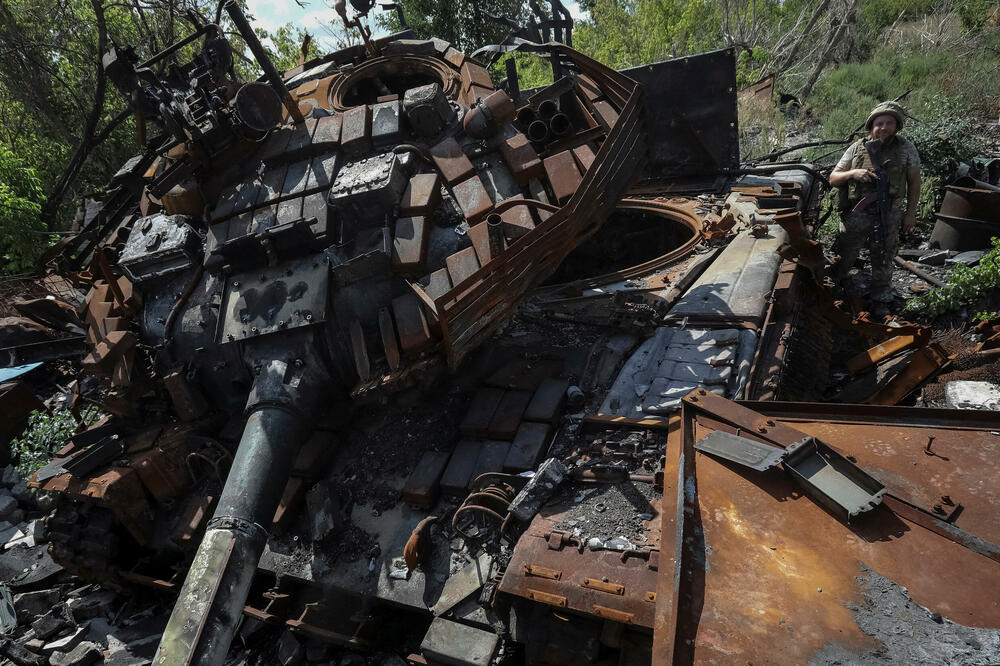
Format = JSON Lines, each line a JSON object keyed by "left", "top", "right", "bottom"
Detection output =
{"left": 771, "top": 0, "right": 832, "bottom": 76}
{"left": 40, "top": 0, "right": 109, "bottom": 228}
{"left": 799, "top": 0, "right": 860, "bottom": 103}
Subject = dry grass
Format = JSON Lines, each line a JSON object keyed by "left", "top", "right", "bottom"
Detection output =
{"left": 738, "top": 93, "right": 787, "bottom": 161}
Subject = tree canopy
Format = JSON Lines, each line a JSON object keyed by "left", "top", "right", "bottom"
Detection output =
{"left": 0, "top": 0, "right": 996, "bottom": 275}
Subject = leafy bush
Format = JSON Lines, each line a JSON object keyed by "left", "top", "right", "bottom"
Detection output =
{"left": 490, "top": 51, "right": 553, "bottom": 90}
{"left": 905, "top": 237, "right": 1000, "bottom": 318}
{"left": 906, "top": 94, "right": 985, "bottom": 183}
{"left": 809, "top": 49, "right": 953, "bottom": 141}
{"left": 957, "top": 0, "right": 998, "bottom": 33}
{"left": 0, "top": 144, "right": 46, "bottom": 275}
{"left": 10, "top": 407, "right": 98, "bottom": 480}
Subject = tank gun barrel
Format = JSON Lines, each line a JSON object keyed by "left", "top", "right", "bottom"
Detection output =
{"left": 154, "top": 358, "right": 329, "bottom": 665}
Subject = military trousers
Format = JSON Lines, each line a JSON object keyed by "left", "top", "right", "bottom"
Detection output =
{"left": 832, "top": 206, "right": 904, "bottom": 298}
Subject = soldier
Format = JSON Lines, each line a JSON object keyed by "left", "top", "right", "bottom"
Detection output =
{"left": 829, "top": 101, "right": 922, "bottom": 306}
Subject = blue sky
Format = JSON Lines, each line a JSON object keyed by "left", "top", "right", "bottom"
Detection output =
{"left": 248, "top": 0, "right": 586, "bottom": 52}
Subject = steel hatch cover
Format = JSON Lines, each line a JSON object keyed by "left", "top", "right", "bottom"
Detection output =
{"left": 694, "top": 430, "right": 785, "bottom": 471}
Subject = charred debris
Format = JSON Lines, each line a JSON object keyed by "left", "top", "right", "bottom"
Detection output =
{"left": 1, "top": 2, "right": 1000, "bottom": 665}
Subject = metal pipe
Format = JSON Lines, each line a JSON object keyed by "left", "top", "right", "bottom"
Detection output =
{"left": 515, "top": 106, "right": 536, "bottom": 131}
{"left": 954, "top": 176, "right": 1000, "bottom": 193}
{"left": 223, "top": 1, "right": 304, "bottom": 125}
{"left": 538, "top": 98, "right": 558, "bottom": 119}
{"left": 137, "top": 24, "right": 218, "bottom": 70}
{"left": 487, "top": 213, "right": 505, "bottom": 258}
{"left": 527, "top": 119, "right": 549, "bottom": 143}
{"left": 154, "top": 358, "right": 327, "bottom": 665}
{"left": 549, "top": 112, "right": 571, "bottom": 137}
{"left": 894, "top": 256, "right": 947, "bottom": 288}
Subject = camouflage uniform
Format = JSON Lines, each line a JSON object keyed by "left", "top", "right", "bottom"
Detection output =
{"left": 832, "top": 135, "right": 920, "bottom": 300}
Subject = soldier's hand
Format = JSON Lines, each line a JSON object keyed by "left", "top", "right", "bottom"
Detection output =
{"left": 903, "top": 213, "right": 918, "bottom": 231}
{"left": 851, "top": 168, "right": 875, "bottom": 183}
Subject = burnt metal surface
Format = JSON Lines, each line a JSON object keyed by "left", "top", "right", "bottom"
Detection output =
{"left": 217, "top": 256, "right": 329, "bottom": 343}
{"left": 5, "top": 7, "right": 999, "bottom": 666}
{"left": 621, "top": 49, "right": 739, "bottom": 184}
{"left": 654, "top": 392, "right": 1000, "bottom": 664}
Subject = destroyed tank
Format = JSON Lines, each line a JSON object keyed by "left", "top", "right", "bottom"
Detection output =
{"left": 15, "top": 3, "right": 1000, "bottom": 664}
{"left": 24, "top": 2, "right": 646, "bottom": 662}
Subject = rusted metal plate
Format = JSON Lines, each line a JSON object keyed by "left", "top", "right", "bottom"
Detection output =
{"left": 400, "top": 173, "right": 441, "bottom": 216}
{"left": 581, "top": 578, "right": 625, "bottom": 595}
{"left": 592, "top": 605, "right": 634, "bottom": 623}
{"left": 132, "top": 440, "right": 191, "bottom": 503}
{"left": 431, "top": 137, "right": 475, "bottom": 184}
{"left": 467, "top": 220, "right": 497, "bottom": 267}
{"left": 433, "top": 45, "right": 646, "bottom": 369}
{"left": 470, "top": 440, "right": 510, "bottom": 481}
{"left": 391, "top": 292, "right": 433, "bottom": 354}
{"left": 500, "top": 483, "right": 662, "bottom": 630}
{"left": 542, "top": 150, "right": 582, "bottom": 205}
{"left": 572, "top": 144, "right": 597, "bottom": 173}
{"left": 499, "top": 134, "right": 543, "bottom": 185}
{"left": 445, "top": 246, "right": 481, "bottom": 292}
{"left": 451, "top": 175, "right": 493, "bottom": 224}
{"left": 526, "top": 589, "right": 567, "bottom": 608}
{"left": 402, "top": 450, "right": 451, "bottom": 508}
{"left": 341, "top": 104, "right": 372, "bottom": 156}
{"left": 349, "top": 318, "right": 370, "bottom": 382}
{"left": 524, "top": 378, "right": 568, "bottom": 424}
{"left": 441, "top": 440, "right": 483, "bottom": 496}
{"left": 524, "top": 564, "right": 562, "bottom": 580}
{"left": 392, "top": 216, "right": 430, "bottom": 275}
{"left": 865, "top": 343, "right": 950, "bottom": 405}
{"left": 653, "top": 397, "right": 1000, "bottom": 665}
{"left": 421, "top": 268, "right": 453, "bottom": 302}
{"left": 460, "top": 61, "right": 493, "bottom": 93}
{"left": 443, "top": 47, "right": 465, "bottom": 70}
{"left": 378, "top": 307, "right": 401, "bottom": 371}
{"left": 498, "top": 194, "right": 535, "bottom": 240}
{"left": 460, "top": 387, "right": 505, "bottom": 437}
{"left": 487, "top": 390, "right": 532, "bottom": 440}
{"left": 504, "top": 421, "right": 552, "bottom": 472}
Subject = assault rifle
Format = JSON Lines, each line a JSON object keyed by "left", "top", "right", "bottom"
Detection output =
{"left": 852, "top": 139, "right": 892, "bottom": 266}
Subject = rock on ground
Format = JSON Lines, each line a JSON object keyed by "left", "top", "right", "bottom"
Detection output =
{"left": 945, "top": 380, "right": 1000, "bottom": 410}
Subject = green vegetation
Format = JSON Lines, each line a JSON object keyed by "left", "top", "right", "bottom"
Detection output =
{"left": 808, "top": 50, "right": 996, "bottom": 152}
{"left": 905, "top": 238, "right": 1000, "bottom": 319}
{"left": 0, "top": 0, "right": 996, "bottom": 287}
{"left": 0, "top": 0, "right": 327, "bottom": 277}
{"left": 263, "top": 25, "right": 324, "bottom": 72}
{"left": 0, "top": 145, "right": 46, "bottom": 273}
{"left": 491, "top": 51, "right": 553, "bottom": 90}
{"left": 10, "top": 406, "right": 99, "bottom": 480}
{"left": 376, "top": 0, "right": 526, "bottom": 53}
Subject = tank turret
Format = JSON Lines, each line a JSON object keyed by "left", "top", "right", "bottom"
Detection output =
{"left": 25, "top": 1, "right": 644, "bottom": 662}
